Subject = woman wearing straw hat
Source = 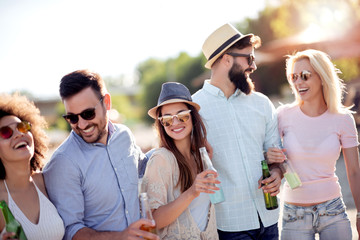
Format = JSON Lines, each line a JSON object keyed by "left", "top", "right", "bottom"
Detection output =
{"left": 142, "top": 82, "right": 219, "bottom": 239}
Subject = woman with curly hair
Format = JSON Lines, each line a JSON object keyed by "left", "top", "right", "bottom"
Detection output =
{"left": 0, "top": 93, "right": 64, "bottom": 239}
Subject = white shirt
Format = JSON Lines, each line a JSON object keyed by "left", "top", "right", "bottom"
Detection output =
{"left": 2, "top": 179, "right": 64, "bottom": 240}
{"left": 192, "top": 80, "right": 280, "bottom": 231}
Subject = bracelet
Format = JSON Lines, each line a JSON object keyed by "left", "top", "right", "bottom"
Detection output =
{"left": 357, "top": 212, "right": 360, "bottom": 218}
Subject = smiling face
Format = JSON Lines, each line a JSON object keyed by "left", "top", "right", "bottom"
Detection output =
{"left": 0, "top": 115, "right": 34, "bottom": 164}
{"left": 292, "top": 58, "right": 325, "bottom": 104}
{"left": 63, "top": 87, "right": 109, "bottom": 144}
{"left": 160, "top": 102, "right": 193, "bottom": 144}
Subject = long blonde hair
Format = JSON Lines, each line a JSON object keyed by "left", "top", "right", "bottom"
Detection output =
{"left": 285, "top": 49, "right": 351, "bottom": 114}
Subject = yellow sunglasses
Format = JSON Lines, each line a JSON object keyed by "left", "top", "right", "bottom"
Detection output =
{"left": 158, "top": 110, "right": 192, "bottom": 127}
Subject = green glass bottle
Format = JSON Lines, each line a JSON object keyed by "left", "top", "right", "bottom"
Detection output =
{"left": 261, "top": 160, "right": 278, "bottom": 210}
{"left": 0, "top": 200, "right": 27, "bottom": 240}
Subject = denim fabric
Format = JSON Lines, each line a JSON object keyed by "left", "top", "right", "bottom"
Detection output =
{"left": 281, "top": 197, "right": 352, "bottom": 240}
{"left": 218, "top": 219, "right": 278, "bottom": 240}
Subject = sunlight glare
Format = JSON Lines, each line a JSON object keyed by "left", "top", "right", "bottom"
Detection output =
{"left": 297, "top": 2, "right": 350, "bottom": 45}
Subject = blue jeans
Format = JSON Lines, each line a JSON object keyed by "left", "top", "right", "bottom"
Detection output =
{"left": 218, "top": 218, "right": 278, "bottom": 240}
{"left": 281, "top": 197, "right": 352, "bottom": 240}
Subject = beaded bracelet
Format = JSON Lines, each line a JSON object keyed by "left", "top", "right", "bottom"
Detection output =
{"left": 357, "top": 212, "right": 360, "bottom": 218}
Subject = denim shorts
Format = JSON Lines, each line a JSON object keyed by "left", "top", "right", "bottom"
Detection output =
{"left": 281, "top": 197, "right": 352, "bottom": 240}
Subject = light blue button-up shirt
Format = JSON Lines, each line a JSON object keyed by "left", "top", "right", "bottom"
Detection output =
{"left": 43, "top": 122, "right": 146, "bottom": 240}
{"left": 192, "top": 80, "right": 280, "bottom": 231}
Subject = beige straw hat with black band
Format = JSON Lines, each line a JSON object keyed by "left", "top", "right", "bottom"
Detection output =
{"left": 202, "top": 23, "right": 254, "bottom": 69}
{"left": 148, "top": 82, "right": 200, "bottom": 119}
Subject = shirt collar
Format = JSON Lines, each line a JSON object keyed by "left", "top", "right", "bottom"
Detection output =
{"left": 108, "top": 121, "right": 115, "bottom": 137}
{"left": 203, "top": 79, "right": 243, "bottom": 98}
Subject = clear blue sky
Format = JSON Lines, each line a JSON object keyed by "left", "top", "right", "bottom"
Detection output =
{"left": 0, "top": 0, "right": 266, "bottom": 98}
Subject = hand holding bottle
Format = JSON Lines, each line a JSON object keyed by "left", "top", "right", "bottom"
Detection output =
{"left": 259, "top": 167, "right": 282, "bottom": 197}
{"left": 266, "top": 145, "right": 287, "bottom": 164}
{"left": 0, "top": 200, "right": 27, "bottom": 240}
{"left": 2, "top": 232, "right": 17, "bottom": 240}
{"left": 270, "top": 144, "right": 302, "bottom": 189}
{"left": 260, "top": 160, "right": 279, "bottom": 210}
{"left": 120, "top": 218, "right": 159, "bottom": 240}
{"left": 199, "top": 147, "right": 225, "bottom": 204}
{"left": 139, "top": 193, "right": 159, "bottom": 240}
{"left": 187, "top": 169, "right": 221, "bottom": 199}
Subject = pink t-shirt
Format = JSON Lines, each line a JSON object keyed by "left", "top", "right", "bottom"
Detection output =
{"left": 277, "top": 104, "right": 359, "bottom": 203}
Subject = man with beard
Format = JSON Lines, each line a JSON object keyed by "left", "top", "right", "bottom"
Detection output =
{"left": 192, "top": 23, "right": 283, "bottom": 239}
{"left": 43, "top": 70, "right": 159, "bottom": 240}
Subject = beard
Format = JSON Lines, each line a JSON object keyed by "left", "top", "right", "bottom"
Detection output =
{"left": 74, "top": 108, "right": 108, "bottom": 144}
{"left": 228, "top": 62, "right": 254, "bottom": 95}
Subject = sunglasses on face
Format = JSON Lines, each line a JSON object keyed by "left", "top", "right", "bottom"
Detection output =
{"left": 158, "top": 110, "right": 192, "bottom": 127}
{"left": 62, "top": 97, "right": 103, "bottom": 124}
{"left": 0, "top": 121, "right": 32, "bottom": 140}
{"left": 225, "top": 53, "right": 255, "bottom": 66}
{"left": 290, "top": 70, "right": 312, "bottom": 82}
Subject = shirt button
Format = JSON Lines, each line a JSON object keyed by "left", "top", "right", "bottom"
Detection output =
{"left": 121, "top": 188, "right": 124, "bottom": 192}
{"left": 126, "top": 210, "right": 129, "bottom": 214}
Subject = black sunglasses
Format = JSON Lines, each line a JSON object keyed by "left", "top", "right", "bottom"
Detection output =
{"left": 225, "top": 53, "right": 255, "bottom": 66}
{"left": 0, "top": 121, "right": 31, "bottom": 140}
{"left": 290, "top": 70, "right": 312, "bottom": 82}
{"left": 63, "top": 98, "right": 103, "bottom": 124}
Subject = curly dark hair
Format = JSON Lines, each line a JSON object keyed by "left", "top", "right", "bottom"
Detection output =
{"left": 0, "top": 93, "right": 48, "bottom": 179}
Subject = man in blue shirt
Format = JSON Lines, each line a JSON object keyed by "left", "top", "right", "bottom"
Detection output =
{"left": 192, "top": 23, "right": 283, "bottom": 239}
{"left": 43, "top": 70, "right": 159, "bottom": 240}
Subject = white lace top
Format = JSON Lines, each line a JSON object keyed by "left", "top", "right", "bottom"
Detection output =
{"left": 142, "top": 148, "right": 219, "bottom": 240}
{"left": 1, "top": 179, "right": 65, "bottom": 240}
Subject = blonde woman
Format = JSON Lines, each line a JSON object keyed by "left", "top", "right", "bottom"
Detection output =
{"left": 268, "top": 49, "right": 360, "bottom": 239}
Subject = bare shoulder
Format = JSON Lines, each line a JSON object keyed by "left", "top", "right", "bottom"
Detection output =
{"left": 32, "top": 173, "right": 48, "bottom": 197}
{"left": 0, "top": 180, "right": 8, "bottom": 202}
{"left": 0, "top": 180, "right": 7, "bottom": 231}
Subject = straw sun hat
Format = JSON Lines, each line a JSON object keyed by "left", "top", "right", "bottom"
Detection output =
{"left": 202, "top": 23, "right": 253, "bottom": 69}
{"left": 148, "top": 82, "right": 200, "bottom": 119}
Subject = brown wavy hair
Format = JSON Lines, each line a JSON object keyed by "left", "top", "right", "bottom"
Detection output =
{"left": 0, "top": 93, "right": 48, "bottom": 179}
{"left": 155, "top": 103, "right": 207, "bottom": 193}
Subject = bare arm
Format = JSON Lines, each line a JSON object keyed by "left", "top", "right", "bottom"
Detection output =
{"left": 73, "top": 228, "right": 122, "bottom": 240}
{"left": 152, "top": 169, "right": 219, "bottom": 229}
{"left": 342, "top": 146, "right": 360, "bottom": 237}
{"left": 73, "top": 219, "right": 159, "bottom": 240}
